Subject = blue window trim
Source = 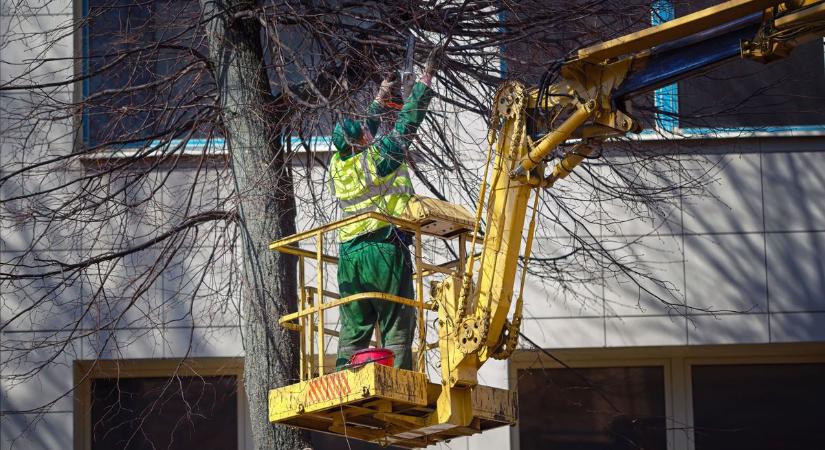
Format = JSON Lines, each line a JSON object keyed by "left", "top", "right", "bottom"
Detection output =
{"left": 647, "top": 0, "right": 825, "bottom": 138}
{"left": 286, "top": 136, "right": 332, "bottom": 151}
{"left": 651, "top": 0, "right": 679, "bottom": 133}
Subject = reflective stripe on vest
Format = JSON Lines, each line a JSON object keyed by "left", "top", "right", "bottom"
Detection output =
{"left": 330, "top": 146, "right": 414, "bottom": 242}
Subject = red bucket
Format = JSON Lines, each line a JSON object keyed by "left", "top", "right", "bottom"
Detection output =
{"left": 349, "top": 348, "right": 395, "bottom": 367}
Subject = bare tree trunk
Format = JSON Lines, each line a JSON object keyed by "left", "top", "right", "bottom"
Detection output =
{"left": 199, "top": 1, "right": 309, "bottom": 449}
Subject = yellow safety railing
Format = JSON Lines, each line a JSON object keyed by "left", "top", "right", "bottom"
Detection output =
{"left": 270, "top": 210, "right": 470, "bottom": 381}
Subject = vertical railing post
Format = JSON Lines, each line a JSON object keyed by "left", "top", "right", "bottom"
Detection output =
{"left": 414, "top": 227, "right": 425, "bottom": 372}
{"left": 307, "top": 286, "right": 315, "bottom": 377}
{"left": 299, "top": 256, "right": 306, "bottom": 381}
{"left": 458, "top": 233, "right": 467, "bottom": 274}
{"left": 316, "top": 231, "right": 325, "bottom": 376}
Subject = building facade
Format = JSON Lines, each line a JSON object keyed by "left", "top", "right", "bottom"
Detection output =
{"left": 1, "top": 1, "right": 824, "bottom": 449}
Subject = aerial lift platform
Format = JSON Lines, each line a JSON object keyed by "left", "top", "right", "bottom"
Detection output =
{"left": 269, "top": 198, "right": 517, "bottom": 447}
{"left": 269, "top": 0, "right": 825, "bottom": 447}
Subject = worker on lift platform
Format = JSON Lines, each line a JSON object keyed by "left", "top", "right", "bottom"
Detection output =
{"left": 330, "top": 51, "right": 440, "bottom": 371}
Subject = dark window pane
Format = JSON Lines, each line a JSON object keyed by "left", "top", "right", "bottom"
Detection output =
{"left": 677, "top": 40, "right": 825, "bottom": 128}
{"left": 692, "top": 363, "right": 825, "bottom": 450}
{"left": 502, "top": 0, "right": 651, "bottom": 83}
{"left": 675, "top": 0, "right": 825, "bottom": 128}
{"left": 517, "top": 366, "right": 667, "bottom": 450}
{"left": 85, "top": 0, "right": 214, "bottom": 147}
{"left": 86, "top": 1, "right": 154, "bottom": 147}
{"left": 502, "top": 0, "right": 656, "bottom": 129}
{"left": 311, "top": 432, "right": 405, "bottom": 450}
{"left": 91, "top": 375, "right": 237, "bottom": 450}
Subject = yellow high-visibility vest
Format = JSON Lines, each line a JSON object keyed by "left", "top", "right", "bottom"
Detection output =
{"left": 330, "top": 145, "right": 414, "bottom": 242}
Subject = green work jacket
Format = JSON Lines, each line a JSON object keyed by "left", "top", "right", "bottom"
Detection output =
{"left": 331, "top": 82, "right": 435, "bottom": 254}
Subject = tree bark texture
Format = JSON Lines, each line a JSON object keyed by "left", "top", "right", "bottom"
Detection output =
{"left": 199, "top": 1, "right": 309, "bottom": 449}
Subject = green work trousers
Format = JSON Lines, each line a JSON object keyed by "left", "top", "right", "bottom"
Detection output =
{"left": 335, "top": 238, "right": 416, "bottom": 370}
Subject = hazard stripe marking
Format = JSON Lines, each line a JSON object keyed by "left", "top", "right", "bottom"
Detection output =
{"left": 305, "top": 372, "right": 354, "bottom": 404}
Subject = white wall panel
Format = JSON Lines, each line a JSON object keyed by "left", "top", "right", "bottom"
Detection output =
{"left": 521, "top": 317, "right": 605, "bottom": 349}
{"left": 0, "top": 412, "right": 72, "bottom": 450}
{"left": 687, "top": 313, "right": 770, "bottom": 344}
{"left": 0, "top": 14, "right": 73, "bottom": 86}
{"left": 0, "top": 0, "right": 72, "bottom": 16}
{"left": 606, "top": 315, "right": 687, "bottom": 347}
{"left": 1, "top": 332, "right": 79, "bottom": 412}
{"left": 765, "top": 231, "right": 825, "bottom": 313}
{"left": 685, "top": 233, "right": 768, "bottom": 314}
{"left": 770, "top": 312, "right": 825, "bottom": 342}
{"left": 681, "top": 153, "right": 764, "bottom": 234}
{"left": 763, "top": 152, "right": 825, "bottom": 232}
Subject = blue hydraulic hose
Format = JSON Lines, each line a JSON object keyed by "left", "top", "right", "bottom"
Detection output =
{"left": 613, "top": 12, "right": 763, "bottom": 101}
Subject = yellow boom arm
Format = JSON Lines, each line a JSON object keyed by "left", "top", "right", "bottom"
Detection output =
{"left": 435, "top": 0, "right": 825, "bottom": 399}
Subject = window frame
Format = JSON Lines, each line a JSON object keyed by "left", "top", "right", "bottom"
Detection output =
{"left": 73, "top": 357, "right": 247, "bottom": 450}
{"left": 497, "top": 1, "right": 825, "bottom": 140}
{"left": 682, "top": 349, "right": 825, "bottom": 450}
{"left": 508, "top": 343, "right": 825, "bottom": 450}
{"left": 76, "top": 0, "right": 227, "bottom": 155}
{"left": 508, "top": 350, "right": 675, "bottom": 450}
{"left": 74, "top": 1, "right": 343, "bottom": 158}
{"left": 646, "top": 0, "right": 825, "bottom": 139}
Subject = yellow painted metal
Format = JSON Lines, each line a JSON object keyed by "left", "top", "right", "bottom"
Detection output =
{"left": 545, "top": 142, "right": 595, "bottom": 188}
{"left": 268, "top": 363, "right": 428, "bottom": 423}
{"left": 429, "top": 80, "right": 600, "bottom": 394}
{"left": 434, "top": 275, "right": 474, "bottom": 388}
{"left": 403, "top": 195, "right": 476, "bottom": 237}
{"left": 272, "top": 244, "right": 339, "bottom": 264}
{"left": 299, "top": 256, "right": 307, "bottom": 380}
{"left": 473, "top": 95, "right": 532, "bottom": 359}
{"left": 269, "top": 202, "right": 517, "bottom": 446}
{"left": 316, "top": 231, "right": 325, "bottom": 377}
{"left": 268, "top": 1, "right": 825, "bottom": 445}
{"left": 279, "top": 292, "right": 432, "bottom": 327}
{"left": 742, "top": 0, "right": 825, "bottom": 61}
{"left": 414, "top": 226, "right": 426, "bottom": 372}
{"left": 269, "top": 201, "right": 474, "bottom": 255}
{"left": 268, "top": 362, "right": 515, "bottom": 447}
{"left": 268, "top": 211, "right": 422, "bottom": 251}
{"left": 775, "top": 1, "right": 825, "bottom": 28}
{"left": 417, "top": 251, "right": 482, "bottom": 278}
{"left": 268, "top": 193, "right": 515, "bottom": 445}
{"left": 512, "top": 99, "right": 595, "bottom": 176}
{"left": 575, "top": 0, "right": 784, "bottom": 63}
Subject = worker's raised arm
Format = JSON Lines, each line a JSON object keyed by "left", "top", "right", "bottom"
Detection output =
{"left": 374, "top": 82, "right": 435, "bottom": 177}
{"left": 374, "top": 52, "right": 440, "bottom": 177}
{"left": 365, "top": 77, "right": 399, "bottom": 136}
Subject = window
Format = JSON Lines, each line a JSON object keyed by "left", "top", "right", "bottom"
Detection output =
{"left": 311, "top": 432, "right": 405, "bottom": 450}
{"left": 517, "top": 366, "right": 667, "bottom": 450}
{"left": 501, "top": 1, "right": 666, "bottom": 131}
{"left": 502, "top": 1, "right": 825, "bottom": 137}
{"left": 656, "top": 0, "right": 825, "bottom": 135}
{"left": 82, "top": 0, "right": 219, "bottom": 150}
{"left": 501, "top": 0, "right": 651, "bottom": 84}
{"left": 511, "top": 344, "right": 825, "bottom": 450}
{"left": 80, "top": 1, "right": 343, "bottom": 154}
{"left": 74, "top": 358, "right": 244, "bottom": 450}
{"left": 91, "top": 376, "right": 237, "bottom": 450}
{"left": 691, "top": 362, "right": 825, "bottom": 450}
{"left": 74, "top": 358, "right": 399, "bottom": 450}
